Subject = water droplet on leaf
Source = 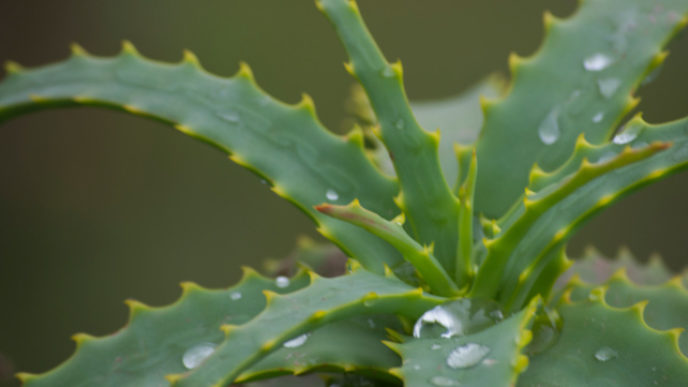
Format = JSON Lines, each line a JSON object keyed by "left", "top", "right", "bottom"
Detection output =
{"left": 283, "top": 333, "right": 309, "bottom": 348}
{"left": 413, "top": 299, "right": 503, "bottom": 339}
{"left": 446, "top": 343, "right": 490, "bottom": 369}
{"left": 395, "top": 119, "right": 405, "bottom": 129}
{"left": 592, "top": 112, "right": 605, "bottom": 123}
{"left": 538, "top": 108, "right": 560, "bottom": 145}
{"left": 182, "top": 343, "right": 216, "bottom": 369}
{"left": 430, "top": 376, "right": 460, "bottom": 386}
{"left": 381, "top": 67, "right": 395, "bottom": 78}
{"left": 431, "top": 344, "right": 442, "bottom": 350}
{"left": 594, "top": 346, "right": 618, "bottom": 362}
{"left": 230, "top": 291, "right": 242, "bottom": 300}
{"left": 275, "top": 276, "right": 290, "bottom": 288}
{"left": 612, "top": 123, "right": 642, "bottom": 144}
{"left": 326, "top": 189, "right": 339, "bottom": 201}
{"left": 216, "top": 111, "right": 239, "bottom": 123}
{"left": 597, "top": 78, "right": 621, "bottom": 98}
{"left": 584, "top": 53, "right": 613, "bottom": 71}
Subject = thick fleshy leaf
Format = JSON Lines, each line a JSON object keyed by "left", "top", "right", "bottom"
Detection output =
{"left": 519, "top": 285, "right": 688, "bottom": 386}
{"left": 385, "top": 297, "right": 538, "bottom": 387}
{"left": 170, "top": 266, "right": 444, "bottom": 386}
{"left": 17, "top": 268, "right": 310, "bottom": 387}
{"left": 318, "top": 0, "right": 461, "bottom": 276}
{"left": 0, "top": 44, "right": 402, "bottom": 274}
{"left": 474, "top": 0, "right": 688, "bottom": 218}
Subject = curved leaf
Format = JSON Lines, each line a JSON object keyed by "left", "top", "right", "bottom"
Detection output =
{"left": 170, "top": 266, "right": 444, "bottom": 386}
{"left": 0, "top": 45, "right": 402, "bottom": 273}
{"left": 17, "top": 268, "right": 310, "bottom": 387}
{"left": 385, "top": 297, "right": 538, "bottom": 387}
{"left": 475, "top": 0, "right": 688, "bottom": 217}
{"left": 318, "top": 0, "right": 461, "bottom": 276}
{"left": 519, "top": 285, "right": 688, "bottom": 386}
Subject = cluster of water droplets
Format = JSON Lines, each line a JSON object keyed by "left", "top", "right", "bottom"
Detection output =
{"left": 594, "top": 346, "right": 618, "bottom": 362}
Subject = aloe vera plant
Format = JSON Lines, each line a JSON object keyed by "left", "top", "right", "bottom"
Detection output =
{"left": 2, "top": 0, "right": 688, "bottom": 385}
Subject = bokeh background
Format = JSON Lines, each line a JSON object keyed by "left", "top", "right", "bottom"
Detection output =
{"left": 0, "top": 1, "right": 686, "bottom": 385}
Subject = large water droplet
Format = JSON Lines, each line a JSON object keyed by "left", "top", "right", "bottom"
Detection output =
{"left": 326, "top": 189, "right": 339, "bottom": 201}
{"left": 526, "top": 308, "right": 562, "bottom": 355}
{"left": 592, "top": 112, "right": 605, "bottom": 123}
{"left": 612, "top": 123, "right": 642, "bottom": 144}
{"left": 283, "top": 333, "right": 309, "bottom": 348}
{"left": 583, "top": 53, "right": 613, "bottom": 71}
{"left": 275, "top": 276, "right": 290, "bottom": 288}
{"left": 597, "top": 78, "right": 621, "bottom": 98}
{"left": 413, "top": 299, "right": 504, "bottom": 339}
{"left": 446, "top": 343, "right": 490, "bottom": 369}
{"left": 230, "top": 291, "right": 242, "bottom": 300}
{"left": 430, "top": 376, "right": 460, "bottom": 386}
{"left": 182, "top": 343, "right": 216, "bottom": 369}
{"left": 538, "top": 108, "right": 560, "bottom": 145}
{"left": 594, "top": 346, "right": 618, "bottom": 362}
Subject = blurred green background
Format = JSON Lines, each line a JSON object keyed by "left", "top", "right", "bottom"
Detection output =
{"left": 0, "top": 1, "right": 686, "bottom": 385}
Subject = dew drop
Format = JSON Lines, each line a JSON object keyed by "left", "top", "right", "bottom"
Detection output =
{"left": 230, "top": 291, "right": 242, "bottom": 300}
{"left": 597, "top": 78, "right": 621, "bottom": 99}
{"left": 395, "top": 119, "right": 405, "bottom": 129}
{"left": 216, "top": 111, "right": 240, "bottom": 123}
{"left": 275, "top": 276, "right": 290, "bottom": 288}
{"left": 182, "top": 343, "right": 216, "bottom": 369}
{"left": 430, "top": 376, "right": 460, "bottom": 386}
{"left": 283, "top": 333, "right": 309, "bottom": 348}
{"left": 595, "top": 151, "right": 617, "bottom": 164}
{"left": 594, "top": 346, "right": 618, "bottom": 362}
{"left": 431, "top": 344, "right": 442, "bottom": 350}
{"left": 367, "top": 318, "right": 376, "bottom": 329}
{"left": 326, "top": 189, "right": 339, "bottom": 201}
{"left": 612, "top": 123, "right": 642, "bottom": 144}
{"left": 592, "top": 112, "right": 605, "bottom": 123}
{"left": 526, "top": 308, "right": 562, "bottom": 355}
{"left": 583, "top": 53, "right": 613, "bottom": 71}
{"left": 413, "top": 299, "right": 504, "bottom": 339}
{"left": 446, "top": 343, "right": 490, "bottom": 369}
{"left": 538, "top": 108, "right": 561, "bottom": 145}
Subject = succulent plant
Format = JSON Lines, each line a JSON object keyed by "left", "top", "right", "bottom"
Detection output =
{"left": 1, "top": 0, "right": 688, "bottom": 386}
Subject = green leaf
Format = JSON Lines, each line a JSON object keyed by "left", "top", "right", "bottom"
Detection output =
{"left": 0, "top": 44, "right": 402, "bottom": 274}
{"left": 564, "top": 269, "right": 688, "bottom": 357}
{"left": 385, "top": 297, "right": 539, "bottom": 387}
{"left": 471, "top": 138, "right": 671, "bottom": 306}
{"left": 474, "top": 0, "right": 688, "bottom": 218}
{"left": 16, "top": 268, "right": 310, "bottom": 387}
{"left": 239, "top": 315, "right": 402, "bottom": 383}
{"left": 317, "top": 0, "right": 461, "bottom": 275}
{"left": 519, "top": 286, "right": 688, "bottom": 386}
{"left": 170, "top": 266, "right": 444, "bottom": 386}
{"left": 557, "top": 246, "right": 673, "bottom": 288}
{"left": 316, "top": 200, "right": 459, "bottom": 296}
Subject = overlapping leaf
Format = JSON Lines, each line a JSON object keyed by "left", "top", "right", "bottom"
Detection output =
{"left": 0, "top": 45, "right": 402, "bottom": 274}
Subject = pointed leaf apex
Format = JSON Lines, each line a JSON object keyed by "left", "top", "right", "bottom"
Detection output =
{"left": 124, "top": 298, "right": 149, "bottom": 318}
{"left": 343, "top": 61, "right": 355, "bottom": 76}
{"left": 180, "top": 281, "right": 201, "bottom": 294}
{"left": 508, "top": 51, "right": 524, "bottom": 71}
{"left": 262, "top": 289, "right": 279, "bottom": 304}
{"left": 71, "top": 332, "right": 95, "bottom": 347}
{"left": 383, "top": 264, "right": 395, "bottom": 278}
{"left": 391, "top": 212, "right": 405, "bottom": 226}
{"left": 220, "top": 324, "right": 237, "bottom": 335}
{"left": 70, "top": 42, "right": 88, "bottom": 56}
{"left": 4, "top": 60, "right": 23, "bottom": 74}
{"left": 513, "top": 354, "right": 530, "bottom": 374}
{"left": 307, "top": 269, "right": 321, "bottom": 282}
{"left": 390, "top": 60, "right": 403, "bottom": 77}
{"left": 240, "top": 265, "right": 260, "bottom": 279}
{"left": 182, "top": 49, "right": 201, "bottom": 66}
{"left": 310, "top": 310, "right": 327, "bottom": 321}
{"left": 574, "top": 133, "right": 593, "bottom": 150}
{"left": 346, "top": 258, "right": 363, "bottom": 272}
{"left": 349, "top": 198, "right": 362, "bottom": 208}
{"left": 479, "top": 94, "right": 495, "bottom": 113}
{"left": 236, "top": 61, "right": 254, "bottom": 80}
{"left": 16, "top": 372, "right": 38, "bottom": 383}
{"left": 297, "top": 93, "right": 316, "bottom": 115}
{"left": 543, "top": 10, "right": 557, "bottom": 30}
{"left": 609, "top": 267, "right": 630, "bottom": 282}
{"left": 120, "top": 40, "right": 139, "bottom": 55}
{"left": 346, "top": 125, "right": 365, "bottom": 146}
